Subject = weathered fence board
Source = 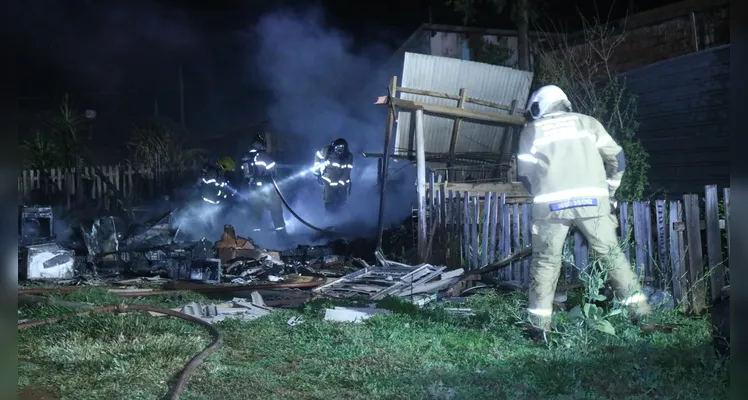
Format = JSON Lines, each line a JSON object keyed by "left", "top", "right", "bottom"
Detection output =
{"left": 704, "top": 185, "right": 725, "bottom": 302}
{"left": 423, "top": 175, "right": 731, "bottom": 313}
{"left": 683, "top": 194, "right": 706, "bottom": 314}
{"left": 655, "top": 200, "right": 669, "bottom": 289}
{"left": 19, "top": 163, "right": 202, "bottom": 207}
{"left": 481, "top": 192, "right": 491, "bottom": 268}
{"left": 619, "top": 202, "right": 631, "bottom": 262}
{"left": 669, "top": 200, "right": 688, "bottom": 307}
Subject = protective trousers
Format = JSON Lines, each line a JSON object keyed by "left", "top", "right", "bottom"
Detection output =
{"left": 323, "top": 184, "right": 348, "bottom": 213}
{"left": 528, "top": 213, "right": 641, "bottom": 330}
{"left": 248, "top": 188, "right": 286, "bottom": 231}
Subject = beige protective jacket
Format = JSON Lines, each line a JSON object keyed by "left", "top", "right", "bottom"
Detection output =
{"left": 516, "top": 111, "right": 626, "bottom": 219}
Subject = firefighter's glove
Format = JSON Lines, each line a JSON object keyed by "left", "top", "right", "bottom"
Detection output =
{"left": 316, "top": 175, "right": 324, "bottom": 186}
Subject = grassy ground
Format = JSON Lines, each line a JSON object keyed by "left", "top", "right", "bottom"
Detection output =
{"left": 18, "top": 288, "right": 729, "bottom": 400}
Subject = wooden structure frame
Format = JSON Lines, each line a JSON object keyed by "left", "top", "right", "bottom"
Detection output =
{"left": 373, "top": 76, "right": 527, "bottom": 261}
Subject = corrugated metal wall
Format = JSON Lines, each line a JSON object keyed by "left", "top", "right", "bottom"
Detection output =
{"left": 623, "top": 44, "right": 729, "bottom": 197}
{"left": 392, "top": 52, "right": 532, "bottom": 183}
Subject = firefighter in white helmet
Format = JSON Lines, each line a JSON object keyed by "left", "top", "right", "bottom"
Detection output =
{"left": 517, "top": 85, "right": 651, "bottom": 339}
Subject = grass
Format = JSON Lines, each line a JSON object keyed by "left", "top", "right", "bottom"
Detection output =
{"left": 18, "top": 289, "right": 729, "bottom": 400}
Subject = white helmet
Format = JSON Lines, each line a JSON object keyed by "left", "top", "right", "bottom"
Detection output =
{"left": 526, "top": 85, "right": 572, "bottom": 120}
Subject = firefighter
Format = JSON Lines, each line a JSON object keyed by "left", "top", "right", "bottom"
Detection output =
{"left": 312, "top": 138, "right": 353, "bottom": 213}
{"left": 240, "top": 134, "right": 288, "bottom": 239}
{"left": 197, "top": 156, "right": 238, "bottom": 206}
{"left": 517, "top": 85, "right": 650, "bottom": 340}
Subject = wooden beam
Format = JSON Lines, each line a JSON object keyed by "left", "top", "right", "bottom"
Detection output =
{"left": 386, "top": 97, "right": 526, "bottom": 126}
{"left": 496, "top": 99, "right": 520, "bottom": 159}
{"left": 415, "top": 109, "right": 428, "bottom": 263}
{"left": 447, "top": 88, "right": 468, "bottom": 169}
{"left": 396, "top": 86, "right": 515, "bottom": 112}
{"left": 442, "top": 182, "right": 530, "bottom": 199}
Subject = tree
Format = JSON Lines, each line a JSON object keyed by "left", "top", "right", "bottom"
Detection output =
{"left": 445, "top": 0, "right": 534, "bottom": 71}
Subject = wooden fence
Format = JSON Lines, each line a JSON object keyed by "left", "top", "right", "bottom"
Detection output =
{"left": 18, "top": 164, "right": 201, "bottom": 208}
{"left": 424, "top": 181, "right": 731, "bottom": 313}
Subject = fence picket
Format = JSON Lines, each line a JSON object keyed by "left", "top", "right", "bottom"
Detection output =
{"left": 511, "top": 203, "right": 520, "bottom": 281}
{"left": 644, "top": 201, "right": 654, "bottom": 282}
{"left": 632, "top": 202, "right": 649, "bottom": 278}
{"left": 521, "top": 204, "right": 531, "bottom": 287}
{"left": 481, "top": 192, "right": 491, "bottom": 268}
{"left": 619, "top": 202, "right": 631, "bottom": 262}
{"left": 669, "top": 201, "right": 688, "bottom": 307}
{"left": 704, "top": 185, "right": 725, "bottom": 302}
{"left": 723, "top": 188, "right": 730, "bottom": 262}
{"left": 502, "top": 197, "right": 511, "bottom": 280}
{"left": 471, "top": 195, "right": 479, "bottom": 270}
{"left": 462, "top": 192, "right": 470, "bottom": 269}
{"left": 683, "top": 194, "right": 706, "bottom": 314}
{"left": 488, "top": 192, "right": 499, "bottom": 264}
{"left": 573, "top": 231, "right": 588, "bottom": 280}
{"left": 655, "top": 200, "right": 670, "bottom": 289}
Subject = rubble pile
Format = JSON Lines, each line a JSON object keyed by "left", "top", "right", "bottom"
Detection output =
{"left": 18, "top": 205, "right": 473, "bottom": 317}
{"left": 17, "top": 205, "right": 360, "bottom": 289}
{"left": 313, "top": 251, "right": 464, "bottom": 304}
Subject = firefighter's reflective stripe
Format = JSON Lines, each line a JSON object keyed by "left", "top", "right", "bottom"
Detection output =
{"left": 596, "top": 135, "right": 614, "bottom": 148}
{"left": 606, "top": 178, "right": 621, "bottom": 188}
{"left": 321, "top": 176, "right": 332, "bottom": 183}
{"left": 203, "top": 197, "right": 220, "bottom": 205}
{"left": 534, "top": 187, "right": 609, "bottom": 203}
{"left": 528, "top": 308, "right": 553, "bottom": 317}
{"left": 344, "top": 164, "right": 353, "bottom": 169}
{"left": 275, "top": 226, "right": 285, "bottom": 231}
{"left": 517, "top": 153, "right": 538, "bottom": 163}
{"left": 622, "top": 293, "right": 648, "bottom": 305}
{"left": 265, "top": 161, "right": 275, "bottom": 169}
{"left": 533, "top": 130, "right": 594, "bottom": 147}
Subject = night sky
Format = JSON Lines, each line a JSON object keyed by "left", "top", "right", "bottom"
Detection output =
{"left": 8, "top": 0, "right": 680, "bottom": 149}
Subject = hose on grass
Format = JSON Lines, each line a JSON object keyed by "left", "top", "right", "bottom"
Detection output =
{"left": 17, "top": 277, "right": 325, "bottom": 297}
{"left": 18, "top": 303, "right": 222, "bottom": 400}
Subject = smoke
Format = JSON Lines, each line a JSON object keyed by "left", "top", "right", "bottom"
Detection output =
{"left": 245, "top": 6, "right": 417, "bottom": 244}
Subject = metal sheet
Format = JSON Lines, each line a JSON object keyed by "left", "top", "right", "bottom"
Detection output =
{"left": 393, "top": 53, "right": 533, "bottom": 171}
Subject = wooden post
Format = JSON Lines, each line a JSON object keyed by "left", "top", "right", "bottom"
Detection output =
{"left": 704, "top": 185, "right": 725, "bottom": 302}
{"left": 683, "top": 194, "right": 706, "bottom": 314}
{"left": 447, "top": 88, "right": 467, "bottom": 169}
{"left": 669, "top": 201, "right": 688, "bottom": 308}
{"left": 376, "top": 76, "right": 398, "bottom": 251}
{"left": 415, "top": 109, "right": 428, "bottom": 263}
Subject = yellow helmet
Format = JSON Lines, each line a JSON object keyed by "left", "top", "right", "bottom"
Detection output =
{"left": 216, "top": 156, "right": 235, "bottom": 171}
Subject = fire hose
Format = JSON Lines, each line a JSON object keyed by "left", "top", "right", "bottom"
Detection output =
{"left": 270, "top": 176, "right": 336, "bottom": 234}
{"left": 18, "top": 303, "right": 222, "bottom": 400}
